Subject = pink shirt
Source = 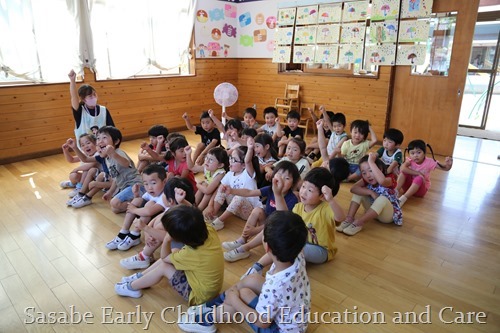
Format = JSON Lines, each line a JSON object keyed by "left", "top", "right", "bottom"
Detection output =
{"left": 165, "top": 159, "right": 197, "bottom": 193}
{"left": 406, "top": 157, "right": 438, "bottom": 189}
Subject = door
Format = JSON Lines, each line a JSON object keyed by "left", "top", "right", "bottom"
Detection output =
{"left": 389, "top": 0, "right": 479, "bottom": 156}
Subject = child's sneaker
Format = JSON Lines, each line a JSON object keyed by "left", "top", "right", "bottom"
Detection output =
{"left": 117, "top": 236, "right": 141, "bottom": 251}
{"left": 224, "top": 249, "right": 250, "bottom": 262}
{"left": 66, "top": 194, "right": 82, "bottom": 206}
{"left": 68, "top": 188, "right": 80, "bottom": 198}
{"left": 71, "top": 195, "right": 92, "bottom": 208}
{"left": 60, "top": 180, "right": 75, "bottom": 189}
{"left": 114, "top": 282, "right": 142, "bottom": 298}
{"left": 343, "top": 224, "right": 363, "bottom": 236}
{"left": 210, "top": 218, "right": 224, "bottom": 231}
{"left": 221, "top": 239, "right": 244, "bottom": 251}
{"left": 121, "top": 272, "right": 143, "bottom": 283}
{"left": 336, "top": 220, "right": 352, "bottom": 232}
{"left": 240, "top": 265, "right": 263, "bottom": 280}
{"left": 120, "top": 252, "right": 151, "bottom": 270}
{"left": 105, "top": 235, "right": 124, "bottom": 250}
{"left": 177, "top": 313, "right": 216, "bottom": 333}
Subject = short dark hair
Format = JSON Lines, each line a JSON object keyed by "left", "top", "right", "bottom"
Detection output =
{"left": 242, "top": 127, "right": 257, "bottom": 138}
{"left": 288, "top": 137, "right": 306, "bottom": 154}
{"left": 303, "top": 167, "right": 339, "bottom": 196}
{"left": 169, "top": 137, "right": 189, "bottom": 153}
{"left": 161, "top": 206, "right": 208, "bottom": 248}
{"left": 331, "top": 113, "right": 346, "bottom": 126}
{"left": 97, "top": 126, "right": 122, "bottom": 148}
{"left": 225, "top": 119, "right": 243, "bottom": 135}
{"left": 329, "top": 158, "right": 349, "bottom": 183}
{"left": 200, "top": 111, "right": 212, "bottom": 120}
{"left": 263, "top": 106, "right": 278, "bottom": 117}
{"left": 244, "top": 107, "right": 257, "bottom": 119}
{"left": 148, "top": 124, "right": 169, "bottom": 138}
{"left": 163, "top": 177, "right": 195, "bottom": 205}
{"left": 320, "top": 111, "right": 335, "bottom": 122}
{"left": 350, "top": 120, "right": 370, "bottom": 139}
{"left": 358, "top": 155, "right": 386, "bottom": 174}
{"left": 383, "top": 128, "right": 404, "bottom": 145}
{"left": 272, "top": 160, "right": 300, "bottom": 188}
{"left": 286, "top": 110, "right": 300, "bottom": 121}
{"left": 207, "top": 147, "right": 229, "bottom": 171}
{"left": 263, "top": 211, "right": 307, "bottom": 263}
{"left": 142, "top": 164, "right": 167, "bottom": 180}
{"left": 77, "top": 84, "right": 96, "bottom": 100}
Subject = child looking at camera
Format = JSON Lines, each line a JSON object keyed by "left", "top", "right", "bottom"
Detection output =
{"left": 136, "top": 124, "right": 169, "bottom": 173}
{"left": 341, "top": 120, "right": 377, "bottom": 182}
{"left": 277, "top": 110, "right": 304, "bottom": 158}
{"left": 182, "top": 111, "right": 221, "bottom": 165}
{"left": 376, "top": 128, "right": 404, "bottom": 176}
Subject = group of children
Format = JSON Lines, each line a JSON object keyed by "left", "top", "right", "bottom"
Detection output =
{"left": 60, "top": 78, "right": 453, "bottom": 332}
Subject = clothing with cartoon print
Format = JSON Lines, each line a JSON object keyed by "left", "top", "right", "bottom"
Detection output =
{"left": 261, "top": 123, "right": 280, "bottom": 138}
{"left": 341, "top": 139, "right": 371, "bottom": 165}
{"left": 377, "top": 147, "right": 403, "bottom": 168}
{"left": 195, "top": 126, "right": 221, "bottom": 147}
{"left": 165, "top": 159, "right": 197, "bottom": 192}
{"left": 260, "top": 186, "right": 298, "bottom": 216}
{"left": 204, "top": 168, "right": 226, "bottom": 185}
{"left": 365, "top": 174, "right": 403, "bottom": 225}
{"left": 73, "top": 105, "right": 114, "bottom": 146}
{"left": 142, "top": 192, "right": 168, "bottom": 210}
{"left": 283, "top": 126, "right": 304, "bottom": 139}
{"left": 327, "top": 132, "right": 348, "bottom": 156}
{"left": 105, "top": 149, "right": 142, "bottom": 190}
{"left": 220, "top": 169, "right": 260, "bottom": 207}
{"left": 405, "top": 157, "right": 438, "bottom": 190}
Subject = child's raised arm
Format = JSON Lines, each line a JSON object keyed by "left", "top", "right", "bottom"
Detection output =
{"left": 185, "top": 146, "right": 203, "bottom": 173}
{"left": 319, "top": 105, "right": 333, "bottom": 131}
{"left": 368, "top": 124, "right": 378, "bottom": 148}
{"left": 220, "top": 184, "right": 260, "bottom": 198}
{"left": 244, "top": 137, "right": 256, "bottom": 178}
{"left": 68, "top": 69, "right": 80, "bottom": 111}
{"left": 62, "top": 142, "right": 79, "bottom": 163}
{"left": 272, "top": 175, "right": 289, "bottom": 211}
{"left": 208, "top": 109, "right": 225, "bottom": 133}
{"left": 437, "top": 156, "right": 453, "bottom": 171}
{"left": 182, "top": 112, "right": 196, "bottom": 131}
{"left": 67, "top": 138, "right": 96, "bottom": 163}
{"left": 316, "top": 119, "right": 329, "bottom": 162}
{"left": 368, "top": 152, "right": 392, "bottom": 187}
{"left": 322, "top": 185, "right": 346, "bottom": 222}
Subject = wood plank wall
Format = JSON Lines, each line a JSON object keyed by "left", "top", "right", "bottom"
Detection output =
{"left": 0, "top": 60, "right": 239, "bottom": 164}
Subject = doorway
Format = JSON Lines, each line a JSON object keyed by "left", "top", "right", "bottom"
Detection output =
{"left": 458, "top": 11, "right": 500, "bottom": 140}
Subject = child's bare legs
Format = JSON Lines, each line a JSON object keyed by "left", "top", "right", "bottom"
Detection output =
{"left": 342, "top": 195, "right": 394, "bottom": 236}
{"left": 193, "top": 142, "right": 206, "bottom": 165}
{"left": 136, "top": 160, "right": 149, "bottom": 173}
{"left": 197, "top": 192, "right": 213, "bottom": 212}
{"left": 241, "top": 207, "right": 266, "bottom": 241}
{"left": 130, "top": 260, "right": 177, "bottom": 290}
{"left": 397, "top": 173, "right": 426, "bottom": 206}
{"left": 69, "top": 170, "right": 83, "bottom": 187}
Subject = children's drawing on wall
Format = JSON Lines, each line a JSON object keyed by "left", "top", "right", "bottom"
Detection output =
{"left": 240, "top": 35, "right": 253, "bottom": 47}
{"left": 276, "top": 27, "right": 294, "bottom": 45}
{"left": 266, "top": 16, "right": 277, "bottom": 29}
{"left": 401, "top": 0, "right": 433, "bottom": 19}
{"left": 195, "top": 2, "right": 236, "bottom": 58}
{"left": 296, "top": 5, "right": 318, "bottom": 25}
{"left": 272, "top": 45, "right": 291, "bottom": 63}
{"left": 318, "top": 3, "right": 342, "bottom": 24}
{"left": 197, "top": 9, "right": 209, "bottom": 23}
{"left": 278, "top": 7, "right": 297, "bottom": 26}
{"left": 340, "top": 22, "right": 366, "bottom": 44}
{"left": 371, "top": 0, "right": 401, "bottom": 21}
{"left": 366, "top": 44, "right": 397, "bottom": 65}
{"left": 369, "top": 20, "right": 398, "bottom": 43}
{"left": 314, "top": 45, "right": 339, "bottom": 64}
{"left": 396, "top": 44, "right": 426, "bottom": 65}
{"left": 342, "top": 1, "right": 369, "bottom": 22}
{"left": 339, "top": 44, "right": 363, "bottom": 64}
{"left": 316, "top": 24, "right": 340, "bottom": 44}
{"left": 399, "top": 20, "right": 430, "bottom": 42}
{"left": 293, "top": 45, "right": 315, "bottom": 63}
{"left": 294, "top": 26, "right": 317, "bottom": 44}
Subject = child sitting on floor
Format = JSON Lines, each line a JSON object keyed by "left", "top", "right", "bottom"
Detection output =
{"left": 341, "top": 119, "right": 377, "bottom": 182}
{"left": 182, "top": 111, "right": 221, "bottom": 165}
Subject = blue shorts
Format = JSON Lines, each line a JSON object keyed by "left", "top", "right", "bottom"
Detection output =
{"left": 246, "top": 296, "right": 280, "bottom": 333}
{"left": 348, "top": 163, "right": 361, "bottom": 175}
{"left": 113, "top": 185, "right": 145, "bottom": 202}
{"left": 169, "top": 270, "right": 191, "bottom": 301}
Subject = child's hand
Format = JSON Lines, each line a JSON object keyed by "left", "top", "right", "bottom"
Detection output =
{"left": 102, "top": 191, "right": 111, "bottom": 201}
{"left": 66, "top": 138, "right": 76, "bottom": 148}
{"left": 308, "top": 107, "right": 314, "bottom": 115}
{"left": 184, "top": 145, "right": 192, "bottom": 155}
{"left": 182, "top": 112, "right": 189, "bottom": 120}
{"left": 220, "top": 184, "right": 232, "bottom": 195}
{"left": 321, "top": 160, "right": 329, "bottom": 169}
{"left": 224, "top": 287, "right": 240, "bottom": 306}
{"left": 247, "top": 136, "right": 255, "bottom": 150}
{"left": 132, "top": 183, "right": 141, "bottom": 198}
{"left": 103, "top": 145, "right": 115, "bottom": 156}
{"left": 319, "top": 105, "right": 325, "bottom": 112}
{"left": 140, "top": 141, "right": 149, "bottom": 150}
{"left": 368, "top": 152, "right": 377, "bottom": 163}
{"left": 208, "top": 109, "right": 214, "bottom": 117}
{"left": 68, "top": 69, "right": 76, "bottom": 81}
{"left": 62, "top": 143, "right": 69, "bottom": 150}
{"left": 316, "top": 119, "right": 324, "bottom": 129}
{"left": 445, "top": 156, "right": 453, "bottom": 168}
{"left": 133, "top": 218, "right": 147, "bottom": 231}
{"left": 157, "top": 135, "right": 165, "bottom": 146}
{"left": 272, "top": 174, "right": 284, "bottom": 194}
{"left": 321, "top": 185, "right": 333, "bottom": 201}
{"left": 265, "top": 171, "right": 273, "bottom": 182}
{"left": 174, "top": 187, "right": 186, "bottom": 204}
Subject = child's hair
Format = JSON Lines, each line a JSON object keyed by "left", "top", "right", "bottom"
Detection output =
{"left": 286, "top": 110, "right": 300, "bottom": 121}
{"left": 263, "top": 211, "right": 308, "bottom": 263}
{"left": 288, "top": 137, "right": 306, "bottom": 154}
{"left": 142, "top": 164, "right": 167, "bottom": 180}
{"left": 303, "top": 167, "right": 339, "bottom": 197}
{"left": 405, "top": 139, "right": 440, "bottom": 165}
{"left": 242, "top": 127, "right": 257, "bottom": 138}
{"left": 254, "top": 133, "right": 278, "bottom": 160}
{"left": 163, "top": 133, "right": 187, "bottom": 161}
{"left": 331, "top": 113, "right": 346, "bottom": 127}
{"left": 358, "top": 155, "right": 386, "bottom": 174}
{"left": 350, "top": 120, "right": 370, "bottom": 139}
{"left": 169, "top": 137, "right": 189, "bottom": 155}
{"left": 383, "top": 128, "right": 404, "bottom": 145}
{"left": 234, "top": 145, "right": 261, "bottom": 180}
{"left": 78, "top": 133, "right": 96, "bottom": 144}
{"left": 166, "top": 132, "right": 186, "bottom": 143}
{"left": 272, "top": 160, "right": 300, "bottom": 188}
{"left": 163, "top": 177, "right": 196, "bottom": 205}
{"left": 148, "top": 124, "right": 169, "bottom": 138}
{"left": 224, "top": 119, "right": 243, "bottom": 135}
{"left": 77, "top": 84, "right": 96, "bottom": 100}
{"left": 161, "top": 205, "right": 208, "bottom": 248}
{"left": 200, "top": 111, "right": 212, "bottom": 121}
{"left": 207, "top": 147, "right": 229, "bottom": 171}
{"left": 320, "top": 111, "right": 335, "bottom": 122}
{"left": 243, "top": 107, "right": 257, "bottom": 119}
{"left": 97, "top": 126, "right": 122, "bottom": 148}
{"left": 328, "top": 158, "right": 350, "bottom": 183}
{"left": 263, "top": 106, "right": 278, "bottom": 117}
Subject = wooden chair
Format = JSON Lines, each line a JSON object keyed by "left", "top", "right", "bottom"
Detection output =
{"left": 298, "top": 102, "right": 316, "bottom": 139}
{"left": 275, "top": 84, "right": 300, "bottom": 117}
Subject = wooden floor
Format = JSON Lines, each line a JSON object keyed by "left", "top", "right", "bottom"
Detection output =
{"left": 0, "top": 133, "right": 499, "bottom": 333}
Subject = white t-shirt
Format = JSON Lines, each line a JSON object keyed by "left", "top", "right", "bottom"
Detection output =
{"left": 220, "top": 169, "right": 260, "bottom": 207}
{"left": 142, "top": 192, "right": 168, "bottom": 210}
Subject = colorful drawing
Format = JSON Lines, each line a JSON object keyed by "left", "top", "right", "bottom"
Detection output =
{"left": 401, "top": 0, "right": 433, "bottom": 18}
{"left": 316, "top": 24, "right": 340, "bottom": 44}
{"left": 211, "top": 28, "right": 221, "bottom": 41}
{"left": 343, "top": 1, "right": 369, "bottom": 22}
{"left": 224, "top": 44, "right": 230, "bottom": 57}
{"left": 240, "top": 35, "right": 254, "bottom": 47}
{"left": 275, "top": 27, "right": 294, "bottom": 45}
{"left": 399, "top": 20, "right": 430, "bottom": 42}
{"left": 207, "top": 42, "right": 221, "bottom": 57}
{"left": 222, "top": 24, "right": 237, "bottom": 38}
{"left": 266, "top": 16, "right": 277, "bottom": 29}
{"left": 254, "top": 29, "right": 267, "bottom": 42}
{"left": 371, "top": 0, "right": 400, "bottom": 21}
{"left": 239, "top": 12, "right": 251, "bottom": 27}
{"left": 340, "top": 22, "right": 366, "bottom": 44}
{"left": 209, "top": 8, "right": 224, "bottom": 21}
{"left": 278, "top": 8, "right": 296, "bottom": 26}
{"left": 369, "top": 20, "right": 398, "bottom": 43}
{"left": 296, "top": 5, "right": 319, "bottom": 25}
{"left": 293, "top": 45, "right": 315, "bottom": 63}
{"left": 339, "top": 44, "right": 363, "bottom": 64}
{"left": 315, "top": 45, "right": 339, "bottom": 64}
{"left": 196, "top": 10, "right": 208, "bottom": 23}
{"left": 224, "top": 4, "right": 237, "bottom": 19}
{"left": 318, "top": 3, "right": 342, "bottom": 23}
{"left": 294, "top": 26, "right": 317, "bottom": 44}
{"left": 272, "top": 45, "right": 291, "bottom": 63}
{"left": 267, "top": 40, "right": 275, "bottom": 52}
{"left": 197, "top": 44, "right": 207, "bottom": 58}
{"left": 396, "top": 44, "right": 426, "bottom": 65}
{"left": 366, "top": 44, "right": 397, "bottom": 65}
{"left": 256, "top": 13, "right": 265, "bottom": 25}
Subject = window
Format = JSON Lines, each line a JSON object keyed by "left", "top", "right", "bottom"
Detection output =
{"left": 0, "top": 0, "right": 196, "bottom": 84}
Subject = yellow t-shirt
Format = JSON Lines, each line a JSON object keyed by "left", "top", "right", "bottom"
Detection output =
{"left": 293, "top": 201, "right": 337, "bottom": 261}
{"left": 341, "top": 139, "right": 370, "bottom": 164}
{"left": 170, "top": 226, "right": 224, "bottom": 305}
